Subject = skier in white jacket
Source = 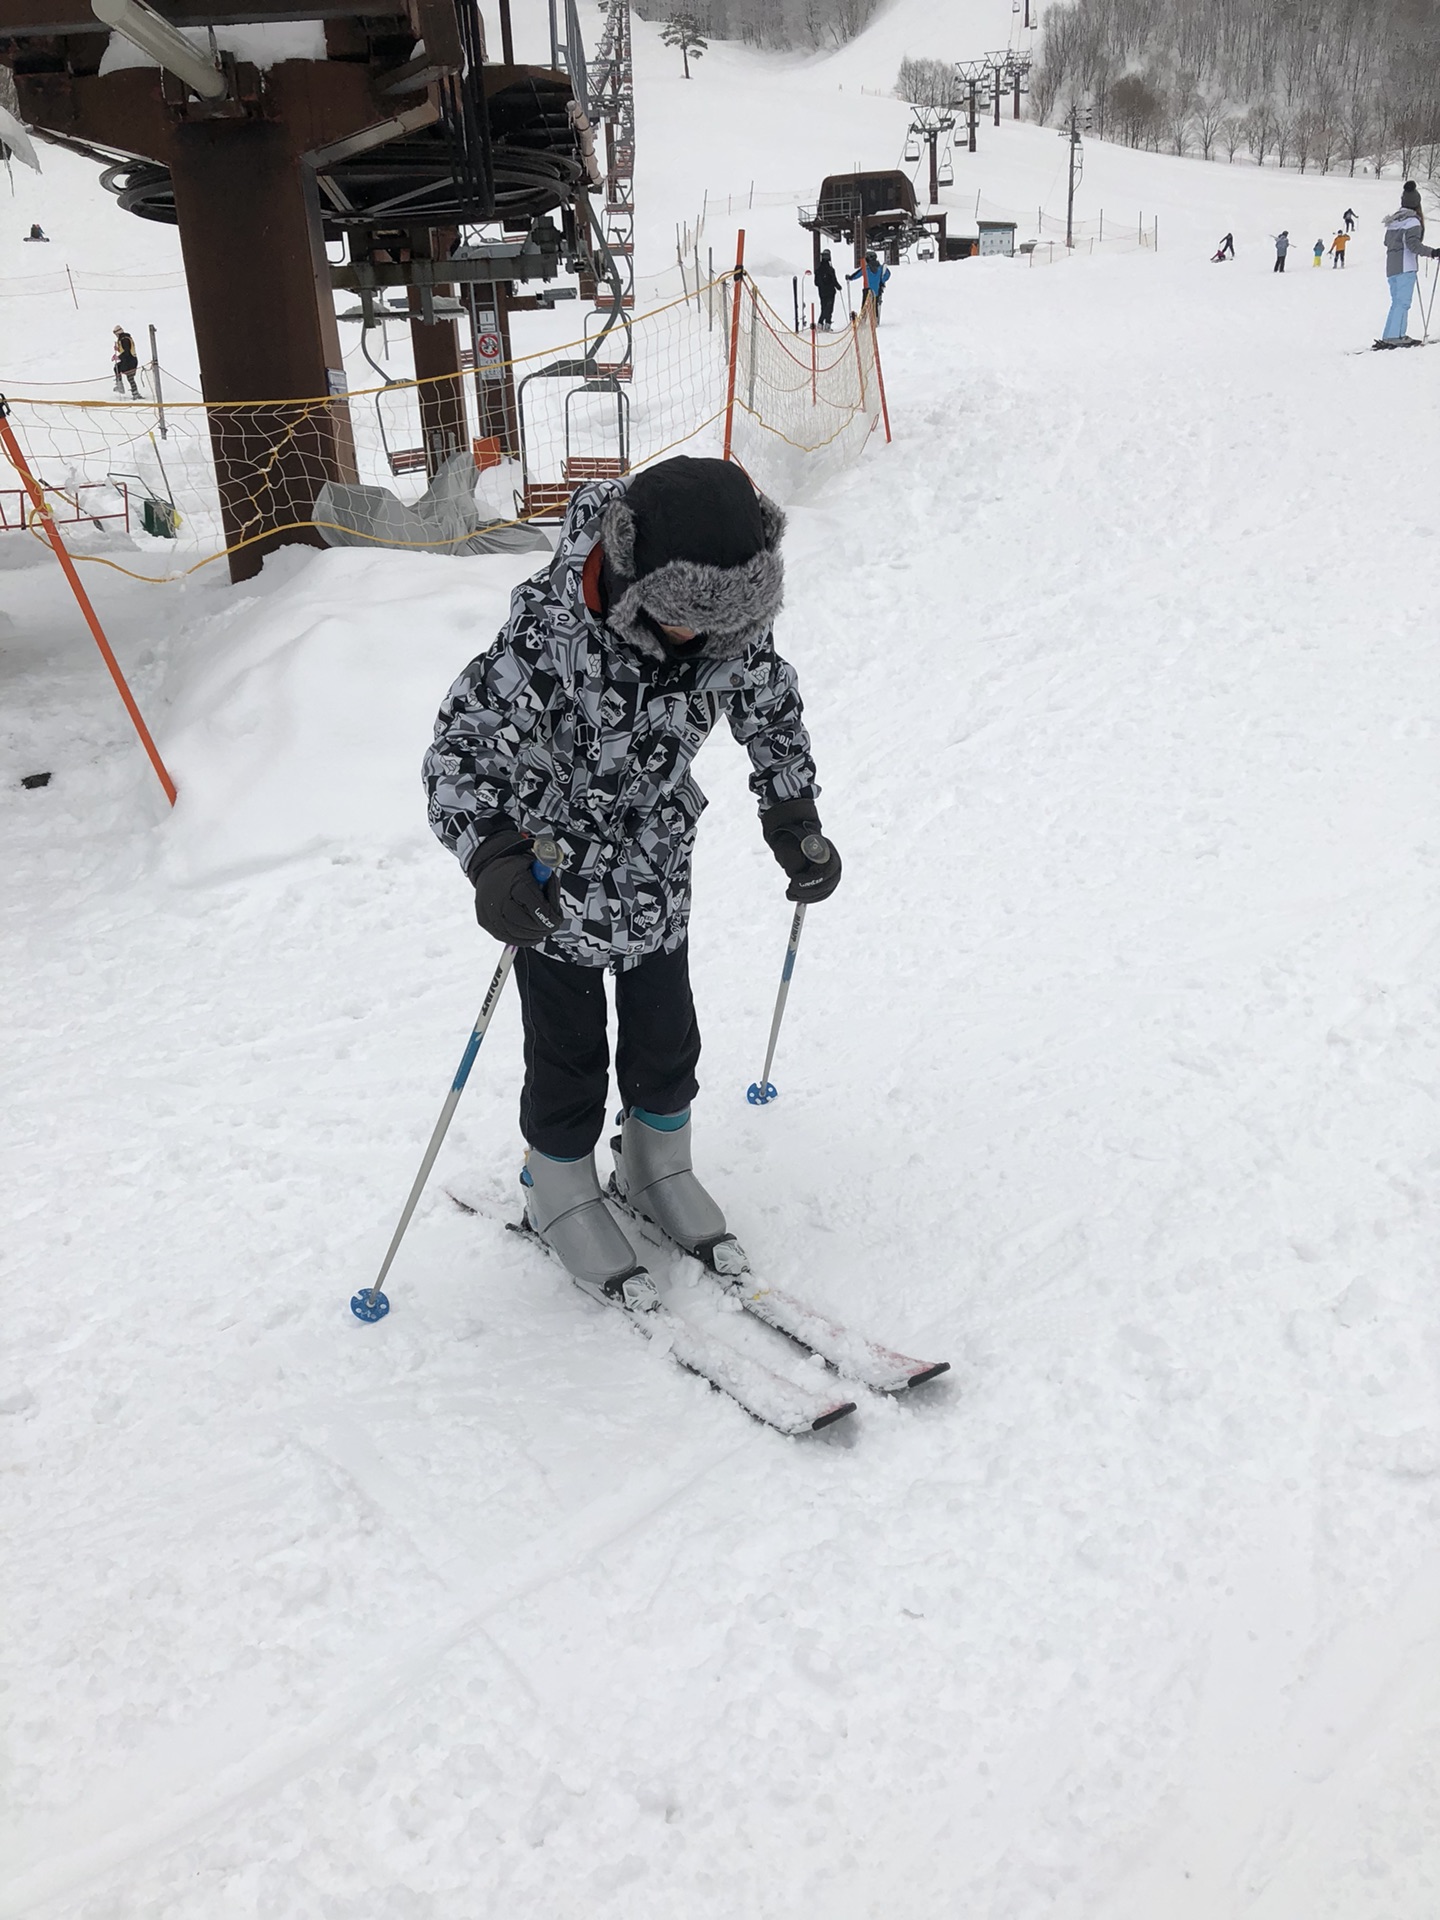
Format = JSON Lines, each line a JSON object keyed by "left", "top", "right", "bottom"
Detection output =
{"left": 1378, "top": 182, "right": 1440, "bottom": 345}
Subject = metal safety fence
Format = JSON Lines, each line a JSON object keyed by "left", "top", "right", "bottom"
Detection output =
{"left": 0, "top": 258, "right": 888, "bottom": 584}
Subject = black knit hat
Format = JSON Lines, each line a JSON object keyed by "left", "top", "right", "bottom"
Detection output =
{"left": 1402, "top": 180, "right": 1423, "bottom": 211}
{"left": 598, "top": 456, "right": 786, "bottom": 662}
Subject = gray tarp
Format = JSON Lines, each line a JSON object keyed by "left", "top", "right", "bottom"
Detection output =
{"left": 312, "top": 452, "right": 550, "bottom": 558}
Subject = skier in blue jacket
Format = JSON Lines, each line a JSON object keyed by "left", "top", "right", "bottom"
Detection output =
{"left": 847, "top": 250, "right": 890, "bottom": 322}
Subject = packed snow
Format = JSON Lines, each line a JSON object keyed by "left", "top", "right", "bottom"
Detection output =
{"left": 4, "top": 1, "right": 1440, "bottom": 1915}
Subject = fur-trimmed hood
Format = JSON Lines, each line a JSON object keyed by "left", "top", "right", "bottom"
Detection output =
{"left": 596, "top": 467, "right": 787, "bottom": 663}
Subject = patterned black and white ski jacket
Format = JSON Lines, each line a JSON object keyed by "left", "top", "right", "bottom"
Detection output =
{"left": 423, "top": 477, "right": 820, "bottom": 969}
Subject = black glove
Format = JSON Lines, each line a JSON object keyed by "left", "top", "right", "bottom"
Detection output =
{"left": 761, "top": 798, "right": 842, "bottom": 903}
{"left": 471, "top": 831, "right": 562, "bottom": 945}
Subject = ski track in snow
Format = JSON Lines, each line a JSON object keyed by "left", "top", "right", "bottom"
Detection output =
{"left": 5, "top": 1, "right": 1440, "bottom": 1915}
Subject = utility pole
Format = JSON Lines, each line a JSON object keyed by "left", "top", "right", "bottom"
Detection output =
{"left": 1063, "top": 103, "right": 1084, "bottom": 248}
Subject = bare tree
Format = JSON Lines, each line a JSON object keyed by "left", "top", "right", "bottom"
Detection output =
{"left": 1221, "top": 114, "right": 1245, "bottom": 162}
{"left": 1194, "top": 92, "right": 1227, "bottom": 160}
{"left": 1341, "top": 91, "right": 1374, "bottom": 175}
{"left": 1243, "top": 103, "right": 1275, "bottom": 166}
{"left": 897, "top": 57, "right": 954, "bottom": 109}
{"left": 1110, "top": 73, "right": 1162, "bottom": 148}
{"left": 1168, "top": 78, "right": 1197, "bottom": 155}
{"left": 1293, "top": 108, "right": 1316, "bottom": 172}
{"left": 1273, "top": 109, "right": 1294, "bottom": 169}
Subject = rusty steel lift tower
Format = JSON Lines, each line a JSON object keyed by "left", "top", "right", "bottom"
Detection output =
{"left": 0, "top": 0, "right": 602, "bottom": 576}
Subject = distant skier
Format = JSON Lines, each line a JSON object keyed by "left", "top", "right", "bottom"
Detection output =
{"left": 1312, "top": 238, "right": 1325, "bottom": 267}
{"left": 1377, "top": 182, "right": 1440, "bottom": 347}
{"left": 847, "top": 249, "right": 890, "bottom": 323}
{"left": 1343, "top": 207, "right": 1356, "bottom": 232}
{"left": 23, "top": 222, "right": 47, "bottom": 242}
{"left": 1272, "top": 231, "right": 1290, "bottom": 273}
{"left": 815, "top": 248, "right": 840, "bottom": 329}
{"left": 111, "top": 325, "right": 140, "bottom": 397}
{"left": 422, "top": 456, "right": 841, "bottom": 1305}
{"left": 1330, "top": 230, "right": 1348, "bottom": 269}
{"left": 1215, "top": 231, "right": 1235, "bottom": 260}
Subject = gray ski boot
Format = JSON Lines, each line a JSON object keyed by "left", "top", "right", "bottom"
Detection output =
{"left": 611, "top": 1112, "right": 749, "bottom": 1279}
{"left": 521, "top": 1150, "right": 658, "bottom": 1312}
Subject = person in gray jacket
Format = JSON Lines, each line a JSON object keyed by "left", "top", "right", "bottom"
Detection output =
{"left": 423, "top": 458, "right": 842, "bottom": 1305}
{"left": 1378, "top": 182, "right": 1440, "bottom": 345}
{"left": 1272, "top": 230, "right": 1290, "bottom": 272}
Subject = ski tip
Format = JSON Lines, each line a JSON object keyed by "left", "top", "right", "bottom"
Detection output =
{"left": 904, "top": 1360, "right": 951, "bottom": 1389}
{"left": 809, "top": 1399, "right": 858, "bottom": 1432}
{"left": 350, "top": 1287, "right": 390, "bottom": 1324}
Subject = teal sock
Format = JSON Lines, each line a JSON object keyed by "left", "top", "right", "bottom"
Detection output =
{"left": 631, "top": 1106, "right": 690, "bottom": 1132}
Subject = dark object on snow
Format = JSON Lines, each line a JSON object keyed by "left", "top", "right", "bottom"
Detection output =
{"left": 470, "top": 830, "right": 562, "bottom": 945}
{"left": 21, "top": 770, "right": 52, "bottom": 788}
{"left": 24, "top": 223, "right": 47, "bottom": 241}
{"left": 139, "top": 496, "right": 178, "bottom": 538}
{"left": 761, "top": 797, "right": 842, "bottom": 903}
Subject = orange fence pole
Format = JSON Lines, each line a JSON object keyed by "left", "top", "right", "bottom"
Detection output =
{"left": 0, "top": 398, "right": 177, "bottom": 805}
{"left": 721, "top": 229, "right": 747, "bottom": 463}
{"left": 869, "top": 304, "right": 892, "bottom": 445}
{"left": 810, "top": 308, "right": 817, "bottom": 407}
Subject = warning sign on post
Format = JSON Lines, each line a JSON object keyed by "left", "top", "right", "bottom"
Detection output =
{"left": 475, "top": 321, "right": 503, "bottom": 381}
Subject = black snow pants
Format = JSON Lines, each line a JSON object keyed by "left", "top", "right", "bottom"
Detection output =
{"left": 1274, "top": 255, "right": 1286, "bottom": 272}
{"left": 513, "top": 940, "right": 701, "bottom": 1159}
{"left": 818, "top": 289, "right": 836, "bottom": 326}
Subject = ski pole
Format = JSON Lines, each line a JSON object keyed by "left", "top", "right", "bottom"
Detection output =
{"left": 1423, "top": 258, "right": 1439, "bottom": 343}
{"left": 351, "top": 837, "right": 560, "bottom": 1323}
{"left": 747, "top": 833, "right": 831, "bottom": 1106}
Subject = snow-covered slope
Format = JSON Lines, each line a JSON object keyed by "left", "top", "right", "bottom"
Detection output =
{"left": 5, "top": 5, "right": 1440, "bottom": 1918}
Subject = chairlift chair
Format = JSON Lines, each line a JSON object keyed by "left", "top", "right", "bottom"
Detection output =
{"left": 903, "top": 130, "right": 922, "bottom": 164}
{"left": 516, "top": 361, "right": 632, "bottom": 521}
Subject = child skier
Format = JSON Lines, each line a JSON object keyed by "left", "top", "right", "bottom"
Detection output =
{"left": 1330, "top": 230, "right": 1348, "bottom": 268}
{"left": 1312, "top": 238, "right": 1325, "bottom": 266}
{"left": 422, "top": 456, "right": 842, "bottom": 1306}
